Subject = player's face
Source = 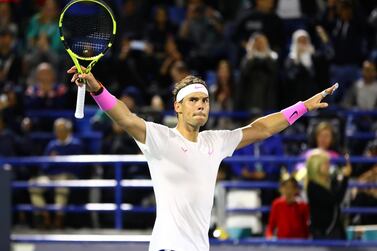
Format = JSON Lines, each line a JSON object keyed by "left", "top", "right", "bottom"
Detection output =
{"left": 176, "top": 92, "right": 210, "bottom": 127}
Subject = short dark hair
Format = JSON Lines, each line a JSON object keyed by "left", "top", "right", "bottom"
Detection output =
{"left": 172, "top": 75, "right": 208, "bottom": 102}
{"left": 280, "top": 176, "right": 299, "bottom": 188}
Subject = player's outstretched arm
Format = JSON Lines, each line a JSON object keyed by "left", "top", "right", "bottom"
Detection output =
{"left": 68, "top": 66, "right": 146, "bottom": 144}
{"left": 237, "top": 83, "right": 338, "bottom": 149}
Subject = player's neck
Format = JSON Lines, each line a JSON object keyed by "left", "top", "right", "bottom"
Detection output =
{"left": 176, "top": 122, "right": 200, "bottom": 142}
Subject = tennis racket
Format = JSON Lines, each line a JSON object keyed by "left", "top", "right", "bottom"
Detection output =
{"left": 59, "top": 0, "right": 116, "bottom": 118}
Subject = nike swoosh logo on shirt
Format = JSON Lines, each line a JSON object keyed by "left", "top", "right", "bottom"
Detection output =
{"left": 289, "top": 111, "right": 298, "bottom": 119}
{"left": 181, "top": 147, "right": 188, "bottom": 153}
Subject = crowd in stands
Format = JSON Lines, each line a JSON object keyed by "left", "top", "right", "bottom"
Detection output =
{"left": 1, "top": 0, "right": 377, "bottom": 235}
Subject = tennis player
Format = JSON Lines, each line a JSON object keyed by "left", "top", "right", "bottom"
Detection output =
{"left": 68, "top": 66, "right": 337, "bottom": 251}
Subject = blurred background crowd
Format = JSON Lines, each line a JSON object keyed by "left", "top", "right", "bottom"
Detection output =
{"left": 1, "top": 0, "right": 377, "bottom": 238}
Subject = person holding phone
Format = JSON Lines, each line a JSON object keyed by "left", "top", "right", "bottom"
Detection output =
{"left": 306, "top": 149, "right": 352, "bottom": 239}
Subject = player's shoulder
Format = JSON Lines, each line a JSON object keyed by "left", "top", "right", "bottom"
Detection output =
{"left": 145, "top": 121, "right": 177, "bottom": 138}
{"left": 145, "top": 121, "right": 169, "bottom": 131}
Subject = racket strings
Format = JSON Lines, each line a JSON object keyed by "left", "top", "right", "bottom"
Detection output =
{"left": 61, "top": 2, "right": 113, "bottom": 57}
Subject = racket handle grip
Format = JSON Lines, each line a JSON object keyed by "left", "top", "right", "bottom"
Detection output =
{"left": 74, "top": 84, "right": 86, "bottom": 119}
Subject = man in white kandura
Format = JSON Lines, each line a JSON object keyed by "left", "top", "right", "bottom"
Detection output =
{"left": 68, "top": 66, "right": 338, "bottom": 251}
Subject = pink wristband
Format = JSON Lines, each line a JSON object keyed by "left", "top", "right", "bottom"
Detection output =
{"left": 281, "top": 101, "right": 308, "bottom": 125}
{"left": 91, "top": 86, "right": 117, "bottom": 111}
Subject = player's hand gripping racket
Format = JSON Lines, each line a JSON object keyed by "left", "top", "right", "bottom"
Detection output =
{"left": 59, "top": 0, "right": 116, "bottom": 118}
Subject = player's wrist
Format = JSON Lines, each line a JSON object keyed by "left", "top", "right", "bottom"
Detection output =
{"left": 90, "top": 83, "right": 117, "bottom": 111}
{"left": 90, "top": 82, "right": 104, "bottom": 96}
{"left": 281, "top": 101, "right": 308, "bottom": 125}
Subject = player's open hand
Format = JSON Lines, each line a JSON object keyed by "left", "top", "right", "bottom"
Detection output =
{"left": 303, "top": 83, "right": 338, "bottom": 111}
{"left": 67, "top": 66, "right": 101, "bottom": 93}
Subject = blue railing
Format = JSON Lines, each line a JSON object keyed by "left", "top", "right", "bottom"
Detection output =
{"left": 3, "top": 155, "right": 377, "bottom": 231}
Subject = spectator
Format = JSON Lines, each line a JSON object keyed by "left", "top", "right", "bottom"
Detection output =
{"left": 320, "top": 0, "right": 339, "bottom": 29}
{"left": 275, "top": 0, "right": 319, "bottom": 46}
{"left": 295, "top": 121, "right": 341, "bottom": 181}
{"left": 266, "top": 176, "right": 310, "bottom": 239}
{"left": 0, "top": 111, "right": 18, "bottom": 157}
{"left": 342, "top": 60, "right": 377, "bottom": 110}
{"left": 158, "top": 36, "right": 184, "bottom": 97}
{"left": 0, "top": 2, "right": 18, "bottom": 36}
{"left": 0, "top": 26, "right": 23, "bottom": 89}
{"left": 24, "top": 62, "right": 68, "bottom": 110}
{"left": 0, "top": 83, "right": 24, "bottom": 132}
{"left": 114, "top": 35, "right": 156, "bottom": 102}
{"left": 276, "top": 0, "right": 319, "bottom": 21}
{"left": 170, "top": 60, "right": 190, "bottom": 83}
{"left": 341, "top": 60, "right": 377, "bottom": 153}
{"left": 236, "top": 33, "right": 278, "bottom": 111}
{"left": 145, "top": 5, "right": 177, "bottom": 56}
{"left": 215, "top": 0, "right": 245, "bottom": 21}
{"left": 158, "top": 60, "right": 190, "bottom": 108}
{"left": 308, "top": 122, "right": 341, "bottom": 156}
{"left": 368, "top": 6, "right": 377, "bottom": 63}
{"left": 233, "top": 0, "right": 285, "bottom": 55}
{"left": 207, "top": 60, "right": 236, "bottom": 129}
{"left": 24, "top": 62, "right": 68, "bottom": 131}
{"left": 306, "top": 149, "right": 351, "bottom": 239}
{"left": 17, "top": 117, "right": 39, "bottom": 156}
{"left": 350, "top": 140, "right": 377, "bottom": 225}
{"left": 321, "top": 0, "right": 367, "bottom": 101}
{"left": 281, "top": 29, "right": 331, "bottom": 107}
{"left": 29, "top": 118, "right": 83, "bottom": 229}
{"left": 12, "top": 117, "right": 40, "bottom": 227}
{"left": 25, "top": 0, "right": 63, "bottom": 72}
{"left": 118, "top": 0, "right": 146, "bottom": 40}
{"left": 143, "top": 94, "right": 165, "bottom": 124}
{"left": 103, "top": 121, "right": 141, "bottom": 155}
{"left": 179, "top": 0, "right": 225, "bottom": 72}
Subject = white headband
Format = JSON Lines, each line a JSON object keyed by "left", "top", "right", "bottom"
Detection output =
{"left": 176, "top": 84, "right": 209, "bottom": 102}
